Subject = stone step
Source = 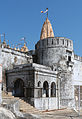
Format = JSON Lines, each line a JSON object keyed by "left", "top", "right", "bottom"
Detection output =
{"left": 2, "top": 91, "right": 40, "bottom": 113}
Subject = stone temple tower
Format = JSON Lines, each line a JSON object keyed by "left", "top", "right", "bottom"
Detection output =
{"left": 35, "top": 17, "right": 73, "bottom": 68}
{"left": 35, "top": 17, "right": 75, "bottom": 108}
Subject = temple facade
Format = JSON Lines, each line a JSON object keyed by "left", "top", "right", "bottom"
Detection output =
{"left": 0, "top": 17, "right": 82, "bottom": 110}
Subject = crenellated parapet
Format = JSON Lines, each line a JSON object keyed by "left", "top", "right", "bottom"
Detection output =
{"left": 35, "top": 37, "right": 73, "bottom": 51}
{"left": 0, "top": 41, "right": 28, "bottom": 53}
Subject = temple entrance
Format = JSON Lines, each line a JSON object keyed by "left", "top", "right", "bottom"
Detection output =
{"left": 13, "top": 79, "right": 24, "bottom": 97}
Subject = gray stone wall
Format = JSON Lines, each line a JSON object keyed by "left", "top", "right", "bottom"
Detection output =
{"left": 6, "top": 64, "right": 34, "bottom": 98}
{"left": 60, "top": 72, "right": 74, "bottom": 108}
{"left": 0, "top": 47, "right": 32, "bottom": 70}
{"left": 35, "top": 37, "right": 73, "bottom": 67}
{"left": 32, "top": 64, "right": 58, "bottom": 110}
{"left": 0, "top": 46, "right": 32, "bottom": 90}
{"left": 35, "top": 37, "right": 75, "bottom": 109}
{"left": 73, "top": 55, "right": 82, "bottom": 85}
{"left": 6, "top": 63, "right": 58, "bottom": 110}
{"left": 34, "top": 65, "right": 57, "bottom": 98}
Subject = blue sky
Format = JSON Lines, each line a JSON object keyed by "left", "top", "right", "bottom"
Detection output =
{"left": 0, "top": 0, "right": 82, "bottom": 56}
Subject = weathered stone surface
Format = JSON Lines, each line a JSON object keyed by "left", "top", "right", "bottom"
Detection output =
{"left": 0, "top": 45, "right": 32, "bottom": 91}
{"left": 0, "top": 107, "right": 16, "bottom": 119}
{"left": 0, "top": 107, "right": 40, "bottom": 119}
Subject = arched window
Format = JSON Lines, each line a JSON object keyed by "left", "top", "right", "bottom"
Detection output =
{"left": 38, "top": 81, "right": 41, "bottom": 87}
{"left": 37, "top": 81, "right": 42, "bottom": 98}
{"left": 67, "top": 40, "right": 68, "bottom": 46}
{"left": 52, "top": 39, "right": 53, "bottom": 45}
{"left": 51, "top": 82, "right": 56, "bottom": 97}
{"left": 43, "top": 81, "right": 49, "bottom": 97}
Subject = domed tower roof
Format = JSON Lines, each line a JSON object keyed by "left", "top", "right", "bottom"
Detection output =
{"left": 20, "top": 43, "right": 28, "bottom": 52}
{"left": 40, "top": 18, "right": 54, "bottom": 40}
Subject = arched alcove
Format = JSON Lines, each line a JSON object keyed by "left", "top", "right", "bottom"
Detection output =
{"left": 13, "top": 79, "right": 24, "bottom": 97}
{"left": 43, "top": 81, "right": 49, "bottom": 97}
{"left": 38, "top": 81, "right": 41, "bottom": 87}
{"left": 51, "top": 82, "right": 56, "bottom": 97}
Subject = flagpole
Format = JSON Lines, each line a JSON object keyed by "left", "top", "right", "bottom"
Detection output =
{"left": 47, "top": 8, "right": 48, "bottom": 38}
{"left": 47, "top": 10, "right": 48, "bottom": 18}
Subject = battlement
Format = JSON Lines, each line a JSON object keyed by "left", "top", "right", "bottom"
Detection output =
{"left": 0, "top": 47, "right": 32, "bottom": 59}
{"left": 35, "top": 37, "right": 73, "bottom": 51}
{"left": 74, "top": 54, "right": 82, "bottom": 62}
{"left": 0, "top": 41, "right": 28, "bottom": 53}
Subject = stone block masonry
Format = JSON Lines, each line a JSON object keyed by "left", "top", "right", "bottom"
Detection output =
{"left": 0, "top": 46, "right": 32, "bottom": 91}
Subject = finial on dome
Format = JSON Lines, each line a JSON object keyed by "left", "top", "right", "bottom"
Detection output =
{"left": 7, "top": 44, "right": 10, "bottom": 48}
{"left": 14, "top": 47, "right": 16, "bottom": 50}
{"left": 40, "top": 18, "right": 54, "bottom": 40}
{"left": 20, "top": 43, "right": 28, "bottom": 52}
{"left": 17, "top": 48, "right": 20, "bottom": 51}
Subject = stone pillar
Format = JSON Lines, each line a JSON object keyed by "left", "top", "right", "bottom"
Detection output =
{"left": 49, "top": 85, "right": 51, "bottom": 97}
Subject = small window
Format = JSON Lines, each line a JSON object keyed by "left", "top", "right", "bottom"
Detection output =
{"left": 67, "top": 40, "right": 68, "bottom": 46}
{"left": 38, "top": 81, "right": 41, "bottom": 87}
{"left": 57, "top": 39, "right": 59, "bottom": 45}
{"left": 42, "top": 40, "right": 44, "bottom": 46}
{"left": 52, "top": 39, "right": 53, "bottom": 45}
{"left": 68, "top": 56, "right": 71, "bottom": 62}
{"left": 63, "top": 39, "right": 64, "bottom": 45}
{"left": 47, "top": 39, "right": 48, "bottom": 45}
{"left": 55, "top": 69, "right": 57, "bottom": 71}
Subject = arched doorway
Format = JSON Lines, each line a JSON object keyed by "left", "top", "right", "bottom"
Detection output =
{"left": 13, "top": 79, "right": 24, "bottom": 97}
{"left": 51, "top": 82, "right": 56, "bottom": 97}
{"left": 43, "top": 81, "right": 49, "bottom": 97}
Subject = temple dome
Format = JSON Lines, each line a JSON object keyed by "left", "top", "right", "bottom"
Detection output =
{"left": 40, "top": 18, "right": 54, "bottom": 40}
{"left": 20, "top": 43, "right": 28, "bottom": 52}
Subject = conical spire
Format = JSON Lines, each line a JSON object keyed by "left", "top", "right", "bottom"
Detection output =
{"left": 40, "top": 18, "right": 54, "bottom": 40}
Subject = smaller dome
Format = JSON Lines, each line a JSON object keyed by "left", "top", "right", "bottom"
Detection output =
{"left": 40, "top": 18, "right": 54, "bottom": 40}
{"left": 21, "top": 43, "right": 28, "bottom": 52}
{"left": 7, "top": 45, "right": 10, "bottom": 48}
{"left": 20, "top": 47, "right": 24, "bottom": 52}
{"left": 14, "top": 47, "right": 16, "bottom": 50}
{"left": 3, "top": 40, "right": 6, "bottom": 45}
{"left": 3, "top": 40, "right": 7, "bottom": 48}
{"left": 17, "top": 48, "right": 20, "bottom": 51}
